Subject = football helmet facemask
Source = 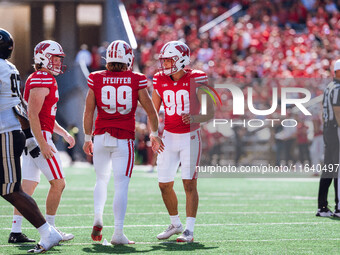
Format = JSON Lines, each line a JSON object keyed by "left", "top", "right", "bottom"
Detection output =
{"left": 159, "top": 41, "right": 190, "bottom": 75}
{"left": 34, "top": 40, "right": 66, "bottom": 76}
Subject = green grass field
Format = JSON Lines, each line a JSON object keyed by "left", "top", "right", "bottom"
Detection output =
{"left": 0, "top": 163, "right": 339, "bottom": 254}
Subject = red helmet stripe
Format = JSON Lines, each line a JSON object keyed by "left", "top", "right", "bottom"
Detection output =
{"left": 109, "top": 42, "right": 115, "bottom": 58}
{"left": 114, "top": 41, "right": 119, "bottom": 58}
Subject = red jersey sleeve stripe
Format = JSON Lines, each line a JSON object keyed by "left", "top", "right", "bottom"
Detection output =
{"left": 31, "top": 78, "right": 53, "bottom": 81}
{"left": 29, "top": 80, "right": 53, "bottom": 83}
{"left": 195, "top": 76, "right": 208, "bottom": 80}
{"left": 29, "top": 82, "right": 53, "bottom": 85}
{"left": 195, "top": 80, "right": 208, "bottom": 84}
{"left": 88, "top": 77, "right": 94, "bottom": 87}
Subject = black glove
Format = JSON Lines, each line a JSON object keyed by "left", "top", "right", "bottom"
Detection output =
{"left": 25, "top": 137, "right": 40, "bottom": 158}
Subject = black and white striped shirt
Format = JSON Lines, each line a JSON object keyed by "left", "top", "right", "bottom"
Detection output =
{"left": 0, "top": 59, "right": 21, "bottom": 133}
{"left": 323, "top": 78, "right": 340, "bottom": 128}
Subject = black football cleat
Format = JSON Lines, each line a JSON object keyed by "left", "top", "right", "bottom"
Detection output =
{"left": 316, "top": 207, "right": 333, "bottom": 217}
{"left": 8, "top": 232, "right": 35, "bottom": 243}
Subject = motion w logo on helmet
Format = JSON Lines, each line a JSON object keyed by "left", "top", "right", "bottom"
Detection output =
{"left": 175, "top": 45, "right": 189, "bottom": 57}
{"left": 123, "top": 44, "right": 132, "bottom": 55}
{"left": 35, "top": 43, "right": 50, "bottom": 55}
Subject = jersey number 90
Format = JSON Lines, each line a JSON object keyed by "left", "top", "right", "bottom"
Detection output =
{"left": 101, "top": 85, "right": 132, "bottom": 115}
{"left": 163, "top": 90, "right": 189, "bottom": 116}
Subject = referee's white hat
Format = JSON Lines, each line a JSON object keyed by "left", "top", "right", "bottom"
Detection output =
{"left": 334, "top": 59, "right": 340, "bottom": 71}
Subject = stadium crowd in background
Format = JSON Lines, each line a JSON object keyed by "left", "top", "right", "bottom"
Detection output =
{"left": 77, "top": 0, "right": 339, "bottom": 166}
{"left": 126, "top": 0, "right": 339, "bottom": 81}
{"left": 125, "top": 0, "right": 339, "bottom": 166}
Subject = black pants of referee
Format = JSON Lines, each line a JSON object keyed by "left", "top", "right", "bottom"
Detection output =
{"left": 317, "top": 126, "right": 339, "bottom": 210}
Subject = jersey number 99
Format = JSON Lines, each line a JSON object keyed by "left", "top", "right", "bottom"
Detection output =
{"left": 101, "top": 85, "right": 132, "bottom": 115}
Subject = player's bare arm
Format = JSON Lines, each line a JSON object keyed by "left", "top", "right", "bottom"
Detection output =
{"left": 27, "top": 87, "right": 56, "bottom": 159}
{"left": 152, "top": 89, "right": 162, "bottom": 113}
{"left": 54, "top": 122, "right": 75, "bottom": 149}
{"left": 139, "top": 88, "right": 164, "bottom": 153}
{"left": 82, "top": 88, "right": 96, "bottom": 156}
{"left": 182, "top": 86, "right": 215, "bottom": 124}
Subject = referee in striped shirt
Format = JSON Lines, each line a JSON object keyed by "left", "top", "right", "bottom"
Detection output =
{"left": 316, "top": 59, "right": 340, "bottom": 217}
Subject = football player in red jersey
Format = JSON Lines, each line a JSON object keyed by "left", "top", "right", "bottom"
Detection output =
{"left": 83, "top": 40, "right": 164, "bottom": 244}
{"left": 1, "top": 29, "right": 63, "bottom": 253}
{"left": 152, "top": 41, "right": 214, "bottom": 242}
{"left": 11, "top": 40, "right": 76, "bottom": 244}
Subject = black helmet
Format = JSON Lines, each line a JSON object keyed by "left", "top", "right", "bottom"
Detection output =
{"left": 0, "top": 28, "right": 13, "bottom": 59}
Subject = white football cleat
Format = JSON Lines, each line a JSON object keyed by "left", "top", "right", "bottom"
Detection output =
{"left": 176, "top": 229, "right": 194, "bottom": 243}
{"left": 28, "top": 226, "right": 62, "bottom": 253}
{"left": 56, "top": 228, "right": 74, "bottom": 241}
{"left": 157, "top": 224, "right": 183, "bottom": 240}
{"left": 111, "top": 234, "right": 135, "bottom": 245}
{"left": 27, "top": 244, "right": 46, "bottom": 254}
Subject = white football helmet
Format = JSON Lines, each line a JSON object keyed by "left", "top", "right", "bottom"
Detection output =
{"left": 34, "top": 40, "right": 66, "bottom": 76}
{"left": 159, "top": 41, "right": 190, "bottom": 75}
{"left": 106, "top": 40, "right": 134, "bottom": 70}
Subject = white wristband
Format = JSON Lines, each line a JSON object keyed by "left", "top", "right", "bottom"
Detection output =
{"left": 84, "top": 134, "right": 92, "bottom": 142}
{"left": 150, "top": 130, "right": 159, "bottom": 137}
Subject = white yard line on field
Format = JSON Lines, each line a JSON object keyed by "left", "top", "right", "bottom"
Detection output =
{"left": 0, "top": 222, "right": 337, "bottom": 231}
{"left": 1, "top": 238, "right": 340, "bottom": 248}
{"left": 0, "top": 195, "right": 316, "bottom": 201}
{"left": 0, "top": 211, "right": 316, "bottom": 218}
{"left": 0, "top": 202, "right": 313, "bottom": 210}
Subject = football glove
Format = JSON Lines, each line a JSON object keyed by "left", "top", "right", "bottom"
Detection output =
{"left": 25, "top": 137, "right": 40, "bottom": 158}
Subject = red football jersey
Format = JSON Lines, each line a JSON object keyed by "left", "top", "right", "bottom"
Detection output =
{"left": 24, "top": 71, "right": 58, "bottom": 133}
{"left": 88, "top": 70, "right": 147, "bottom": 139}
{"left": 153, "top": 69, "right": 207, "bottom": 134}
